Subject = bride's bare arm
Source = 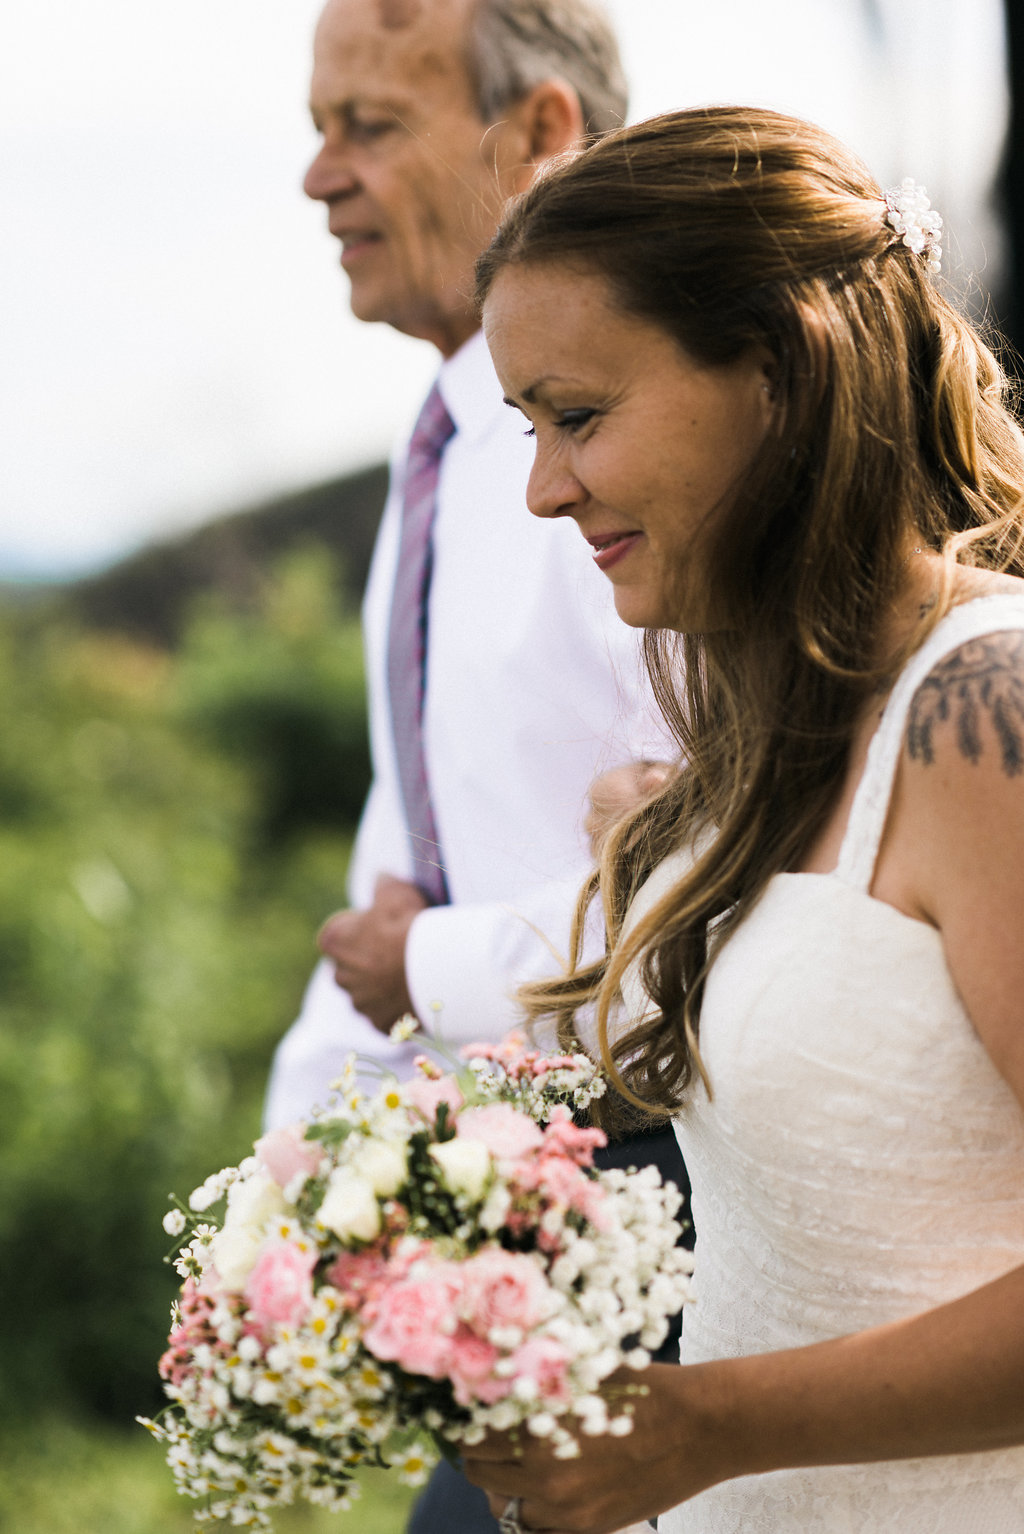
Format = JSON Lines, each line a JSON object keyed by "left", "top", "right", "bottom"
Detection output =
{"left": 897, "top": 631, "right": 1024, "bottom": 1095}
{"left": 463, "top": 634, "right": 1024, "bottom": 1533}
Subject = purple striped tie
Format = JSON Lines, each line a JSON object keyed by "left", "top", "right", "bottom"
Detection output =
{"left": 387, "top": 382, "right": 456, "bottom": 905}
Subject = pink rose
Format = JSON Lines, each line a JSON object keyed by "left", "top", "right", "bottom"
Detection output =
{"left": 404, "top": 1074, "right": 465, "bottom": 1124}
{"left": 509, "top": 1139, "right": 607, "bottom": 1229}
{"left": 448, "top": 1326, "right": 508, "bottom": 1406}
{"left": 456, "top": 1104, "right": 544, "bottom": 1161}
{"left": 512, "top": 1336, "right": 572, "bottom": 1405}
{"left": 541, "top": 1105, "right": 607, "bottom": 1166}
{"left": 326, "top": 1247, "right": 390, "bottom": 1312}
{"left": 460, "top": 1031, "right": 527, "bottom": 1066}
{"left": 363, "top": 1263, "right": 460, "bottom": 1378}
{"left": 458, "top": 1248, "right": 552, "bottom": 1335}
{"left": 244, "top": 1240, "right": 317, "bottom": 1330}
{"left": 459, "top": 1042, "right": 501, "bottom": 1062}
{"left": 536, "top": 1155, "right": 606, "bottom": 1224}
{"left": 255, "top": 1123, "right": 325, "bottom": 1188}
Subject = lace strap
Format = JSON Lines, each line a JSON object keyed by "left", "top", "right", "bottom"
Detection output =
{"left": 835, "top": 594, "right": 1024, "bottom": 890}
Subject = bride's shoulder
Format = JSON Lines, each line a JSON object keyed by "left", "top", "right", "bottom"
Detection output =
{"left": 952, "top": 566, "right": 1024, "bottom": 603}
{"left": 899, "top": 574, "right": 1024, "bottom": 1101}
{"left": 903, "top": 569, "right": 1024, "bottom": 764}
{"left": 906, "top": 622, "right": 1024, "bottom": 779}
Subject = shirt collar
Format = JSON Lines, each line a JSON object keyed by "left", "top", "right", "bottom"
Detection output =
{"left": 434, "top": 329, "right": 506, "bottom": 444}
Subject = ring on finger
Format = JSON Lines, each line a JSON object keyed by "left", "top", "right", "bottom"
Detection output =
{"left": 498, "top": 1496, "right": 525, "bottom": 1534}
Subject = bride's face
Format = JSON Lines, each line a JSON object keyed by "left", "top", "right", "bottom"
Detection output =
{"left": 483, "top": 263, "right": 776, "bottom": 631}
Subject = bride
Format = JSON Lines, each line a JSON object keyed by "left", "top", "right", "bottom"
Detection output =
{"left": 463, "top": 106, "right": 1024, "bottom": 1531}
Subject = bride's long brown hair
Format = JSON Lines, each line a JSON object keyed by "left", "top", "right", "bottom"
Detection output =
{"left": 475, "top": 107, "right": 1024, "bottom": 1127}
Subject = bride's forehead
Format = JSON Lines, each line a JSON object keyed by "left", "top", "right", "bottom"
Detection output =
{"left": 488, "top": 263, "right": 612, "bottom": 307}
{"left": 483, "top": 270, "right": 638, "bottom": 364}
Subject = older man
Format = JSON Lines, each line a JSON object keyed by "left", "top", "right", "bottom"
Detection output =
{"left": 265, "top": 4, "right": 683, "bottom": 1529}
{"left": 265, "top": 0, "right": 661, "bottom": 1121}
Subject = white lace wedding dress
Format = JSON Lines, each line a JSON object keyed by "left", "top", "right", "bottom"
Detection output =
{"left": 624, "top": 596, "right": 1024, "bottom": 1532}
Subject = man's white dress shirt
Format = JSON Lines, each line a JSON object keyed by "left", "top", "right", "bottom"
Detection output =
{"left": 265, "top": 331, "right": 664, "bottom": 1128}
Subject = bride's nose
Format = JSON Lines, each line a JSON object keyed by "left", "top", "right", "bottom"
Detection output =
{"left": 526, "top": 445, "right": 586, "bottom": 521}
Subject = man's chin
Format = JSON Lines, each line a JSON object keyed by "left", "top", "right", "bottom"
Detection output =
{"left": 346, "top": 283, "right": 392, "bottom": 327}
{"left": 344, "top": 284, "right": 474, "bottom": 354}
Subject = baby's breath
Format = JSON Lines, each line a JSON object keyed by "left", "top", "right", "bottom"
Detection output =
{"left": 146, "top": 1035, "right": 693, "bottom": 1527}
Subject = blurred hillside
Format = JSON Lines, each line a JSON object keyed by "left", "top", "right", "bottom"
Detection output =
{"left": 51, "top": 461, "right": 389, "bottom": 647}
{"left": 0, "top": 461, "right": 392, "bottom": 1534}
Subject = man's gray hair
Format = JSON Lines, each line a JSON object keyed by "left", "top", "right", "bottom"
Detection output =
{"left": 468, "top": 0, "right": 628, "bottom": 140}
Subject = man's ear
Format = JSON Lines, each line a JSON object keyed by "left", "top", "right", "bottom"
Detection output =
{"left": 502, "top": 79, "right": 585, "bottom": 192}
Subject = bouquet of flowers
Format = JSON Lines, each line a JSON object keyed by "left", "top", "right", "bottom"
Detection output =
{"left": 140, "top": 1027, "right": 694, "bottom": 1529}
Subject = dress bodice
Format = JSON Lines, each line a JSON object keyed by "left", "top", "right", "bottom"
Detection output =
{"left": 624, "top": 596, "right": 1024, "bottom": 1532}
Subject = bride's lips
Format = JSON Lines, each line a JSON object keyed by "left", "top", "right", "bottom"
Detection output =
{"left": 587, "top": 531, "right": 643, "bottom": 572}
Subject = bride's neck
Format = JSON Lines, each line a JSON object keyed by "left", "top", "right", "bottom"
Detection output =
{"left": 874, "top": 551, "right": 1024, "bottom": 672}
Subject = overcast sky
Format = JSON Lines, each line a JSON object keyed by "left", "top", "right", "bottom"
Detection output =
{"left": 1, "top": 0, "right": 1009, "bottom": 579}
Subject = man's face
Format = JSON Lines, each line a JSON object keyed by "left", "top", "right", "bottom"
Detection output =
{"left": 305, "top": 0, "right": 524, "bottom": 356}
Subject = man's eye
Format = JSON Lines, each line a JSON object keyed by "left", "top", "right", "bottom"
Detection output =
{"left": 348, "top": 116, "right": 394, "bottom": 143}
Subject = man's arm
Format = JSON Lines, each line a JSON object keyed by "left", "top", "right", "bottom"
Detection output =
{"left": 318, "top": 758, "right": 670, "bottom": 1041}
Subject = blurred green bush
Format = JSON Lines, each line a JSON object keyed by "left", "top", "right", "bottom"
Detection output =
{"left": 0, "top": 1418, "right": 417, "bottom": 1533}
{"left": 0, "top": 549, "right": 369, "bottom": 1427}
{"left": 176, "top": 546, "right": 371, "bottom": 846}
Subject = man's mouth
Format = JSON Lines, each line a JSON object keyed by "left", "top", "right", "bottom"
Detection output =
{"left": 336, "top": 230, "right": 383, "bottom": 263}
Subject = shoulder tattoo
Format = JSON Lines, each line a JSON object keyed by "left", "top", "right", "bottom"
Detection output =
{"left": 907, "top": 632, "right": 1024, "bottom": 777}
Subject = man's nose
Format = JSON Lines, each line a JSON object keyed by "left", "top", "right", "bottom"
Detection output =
{"left": 303, "top": 140, "right": 358, "bottom": 203}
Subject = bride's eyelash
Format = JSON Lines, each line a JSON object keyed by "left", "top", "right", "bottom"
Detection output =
{"left": 523, "top": 409, "right": 597, "bottom": 440}
{"left": 558, "top": 409, "right": 596, "bottom": 431}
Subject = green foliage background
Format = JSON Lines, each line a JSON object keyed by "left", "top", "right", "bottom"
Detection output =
{"left": 0, "top": 549, "right": 415, "bottom": 1529}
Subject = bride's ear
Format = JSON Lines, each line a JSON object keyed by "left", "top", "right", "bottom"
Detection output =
{"left": 755, "top": 307, "right": 828, "bottom": 435}
{"left": 752, "top": 347, "right": 782, "bottom": 433}
{"left": 795, "top": 303, "right": 829, "bottom": 402}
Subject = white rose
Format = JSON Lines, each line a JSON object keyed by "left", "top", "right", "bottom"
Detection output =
{"left": 209, "top": 1171, "right": 288, "bottom": 1290}
{"left": 428, "top": 1138, "right": 491, "bottom": 1202}
{"left": 349, "top": 1138, "right": 408, "bottom": 1197}
{"left": 225, "top": 1170, "right": 288, "bottom": 1232}
{"left": 316, "top": 1168, "right": 381, "bottom": 1243}
{"left": 210, "top": 1225, "right": 264, "bottom": 1291}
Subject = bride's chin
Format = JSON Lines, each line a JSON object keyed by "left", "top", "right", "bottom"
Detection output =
{"left": 611, "top": 587, "right": 671, "bottom": 630}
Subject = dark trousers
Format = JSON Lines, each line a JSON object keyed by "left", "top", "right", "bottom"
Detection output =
{"left": 407, "top": 1457, "right": 499, "bottom": 1534}
{"left": 406, "top": 1125, "right": 691, "bottom": 1533}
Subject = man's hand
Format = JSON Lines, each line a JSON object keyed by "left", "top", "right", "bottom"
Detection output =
{"left": 317, "top": 875, "right": 429, "bottom": 1034}
{"left": 585, "top": 760, "right": 671, "bottom": 860}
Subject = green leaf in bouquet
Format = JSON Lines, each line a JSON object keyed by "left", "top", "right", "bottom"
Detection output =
{"left": 402, "top": 1132, "right": 463, "bottom": 1237}
{"left": 433, "top": 1101, "right": 457, "bottom": 1142}
{"left": 304, "top": 1117, "right": 357, "bottom": 1148}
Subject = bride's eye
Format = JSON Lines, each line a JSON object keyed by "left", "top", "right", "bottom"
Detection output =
{"left": 555, "top": 409, "right": 597, "bottom": 433}
{"left": 519, "top": 408, "right": 597, "bottom": 440}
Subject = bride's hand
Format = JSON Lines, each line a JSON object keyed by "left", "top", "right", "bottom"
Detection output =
{"left": 460, "top": 1364, "right": 727, "bottom": 1533}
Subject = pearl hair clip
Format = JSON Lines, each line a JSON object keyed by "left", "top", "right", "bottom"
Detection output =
{"left": 884, "top": 178, "right": 943, "bottom": 275}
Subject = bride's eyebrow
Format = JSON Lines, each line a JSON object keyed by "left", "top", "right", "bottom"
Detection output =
{"left": 505, "top": 376, "right": 580, "bottom": 407}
